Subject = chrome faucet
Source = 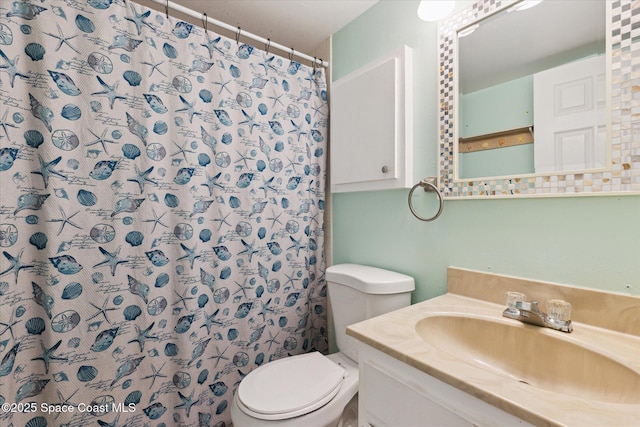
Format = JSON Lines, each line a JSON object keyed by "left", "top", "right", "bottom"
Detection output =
{"left": 503, "top": 300, "right": 573, "bottom": 333}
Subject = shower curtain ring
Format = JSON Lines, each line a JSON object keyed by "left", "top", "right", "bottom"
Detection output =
{"left": 165, "top": 0, "right": 169, "bottom": 18}
{"left": 289, "top": 47, "right": 294, "bottom": 62}
{"left": 202, "top": 12, "right": 208, "bottom": 32}
{"left": 236, "top": 26, "right": 241, "bottom": 45}
{"left": 265, "top": 39, "right": 271, "bottom": 55}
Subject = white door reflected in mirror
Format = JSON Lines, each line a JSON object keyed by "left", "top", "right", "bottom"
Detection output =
{"left": 533, "top": 55, "right": 607, "bottom": 174}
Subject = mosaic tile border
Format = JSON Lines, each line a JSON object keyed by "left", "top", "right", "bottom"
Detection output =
{"left": 438, "top": 0, "right": 640, "bottom": 198}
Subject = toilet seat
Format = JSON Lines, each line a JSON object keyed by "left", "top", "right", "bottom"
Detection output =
{"left": 237, "top": 352, "right": 346, "bottom": 421}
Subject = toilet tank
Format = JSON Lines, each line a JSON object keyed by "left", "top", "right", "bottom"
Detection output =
{"left": 326, "top": 264, "right": 414, "bottom": 362}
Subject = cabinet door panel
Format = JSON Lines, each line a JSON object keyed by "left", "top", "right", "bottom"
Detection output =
{"left": 331, "top": 46, "right": 413, "bottom": 192}
{"left": 360, "top": 360, "right": 472, "bottom": 427}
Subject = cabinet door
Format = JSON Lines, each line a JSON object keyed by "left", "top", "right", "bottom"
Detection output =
{"left": 331, "top": 46, "right": 413, "bottom": 192}
{"left": 357, "top": 344, "right": 533, "bottom": 427}
{"left": 360, "top": 360, "right": 473, "bottom": 427}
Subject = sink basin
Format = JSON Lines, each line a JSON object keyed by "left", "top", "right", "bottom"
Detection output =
{"left": 415, "top": 314, "right": 640, "bottom": 404}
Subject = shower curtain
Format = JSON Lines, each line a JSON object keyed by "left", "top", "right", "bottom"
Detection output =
{"left": 0, "top": 1, "right": 328, "bottom": 426}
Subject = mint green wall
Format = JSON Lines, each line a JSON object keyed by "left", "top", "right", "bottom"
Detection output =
{"left": 459, "top": 75, "right": 534, "bottom": 178}
{"left": 461, "top": 75, "right": 533, "bottom": 138}
{"left": 459, "top": 144, "right": 533, "bottom": 179}
{"left": 331, "top": 0, "right": 640, "bottom": 301}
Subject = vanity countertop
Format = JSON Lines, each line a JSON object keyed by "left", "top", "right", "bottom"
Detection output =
{"left": 346, "top": 267, "right": 640, "bottom": 427}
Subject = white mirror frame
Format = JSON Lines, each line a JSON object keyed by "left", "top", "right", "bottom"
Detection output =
{"left": 438, "top": 0, "right": 640, "bottom": 198}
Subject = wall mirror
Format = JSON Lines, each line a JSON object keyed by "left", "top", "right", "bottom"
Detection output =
{"left": 438, "top": 0, "right": 640, "bottom": 198}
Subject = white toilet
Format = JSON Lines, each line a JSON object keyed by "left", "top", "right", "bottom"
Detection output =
{"left": 231, "top": 263, "right": 415, "bottom": 427}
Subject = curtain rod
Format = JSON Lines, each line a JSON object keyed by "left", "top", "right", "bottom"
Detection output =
{"left": 148, "top": 0, "right": 329, "bottom": 68}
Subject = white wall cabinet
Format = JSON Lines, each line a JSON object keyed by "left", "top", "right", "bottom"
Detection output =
{"left": 330, "top": 46, "right": 413, "bottom": 193}
{"left": 358, "top": 344, "right": 533, "bottom": 427}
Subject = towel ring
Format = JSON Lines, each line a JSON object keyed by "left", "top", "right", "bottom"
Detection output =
{"left": 408, "top": 177, "right": 444, "bottom": 222}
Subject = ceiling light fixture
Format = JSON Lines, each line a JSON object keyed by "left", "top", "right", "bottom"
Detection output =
{"left": 507, "top": 0, "right": 543, "bottom": 13}
{"left": 417, "top": 0, "right": 456, "bottom": 22}
{"left": 458, "top": 24, "right": 479, "bottom": 38}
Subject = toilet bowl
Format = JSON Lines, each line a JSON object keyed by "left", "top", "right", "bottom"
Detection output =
{"left": 231, "top": 264, "right": 415, "bottom": 427}
{"left": 231, "top": 352, "right": 358, "bottom": 427}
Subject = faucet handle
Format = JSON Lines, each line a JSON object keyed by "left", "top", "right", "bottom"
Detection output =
{"left": 547, "top": 299, "right": 571, "bottom": 321}
{"left": 506, "top": 291, "right": 526, "bottom": 312}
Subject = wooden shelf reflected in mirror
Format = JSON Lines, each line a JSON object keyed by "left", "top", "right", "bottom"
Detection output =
{"left": 459, "top": 127, "right": 533, "bottom": 153}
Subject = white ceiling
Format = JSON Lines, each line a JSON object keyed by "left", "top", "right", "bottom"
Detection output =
{"left": 168, "top": 0, "right": 379, "bottom": 54}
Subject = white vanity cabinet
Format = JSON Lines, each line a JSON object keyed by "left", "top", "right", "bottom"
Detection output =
{"left": 357, "top": 344, "right": 532, "bottom": 427}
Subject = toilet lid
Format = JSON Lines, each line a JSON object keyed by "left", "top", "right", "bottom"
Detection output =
{"left": 237, "top": 352, "right": 345, "bottom": 420}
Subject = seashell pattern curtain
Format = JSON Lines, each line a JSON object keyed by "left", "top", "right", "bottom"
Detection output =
{"left": 0, "top": 1, "right": 328, "bottom": 425}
